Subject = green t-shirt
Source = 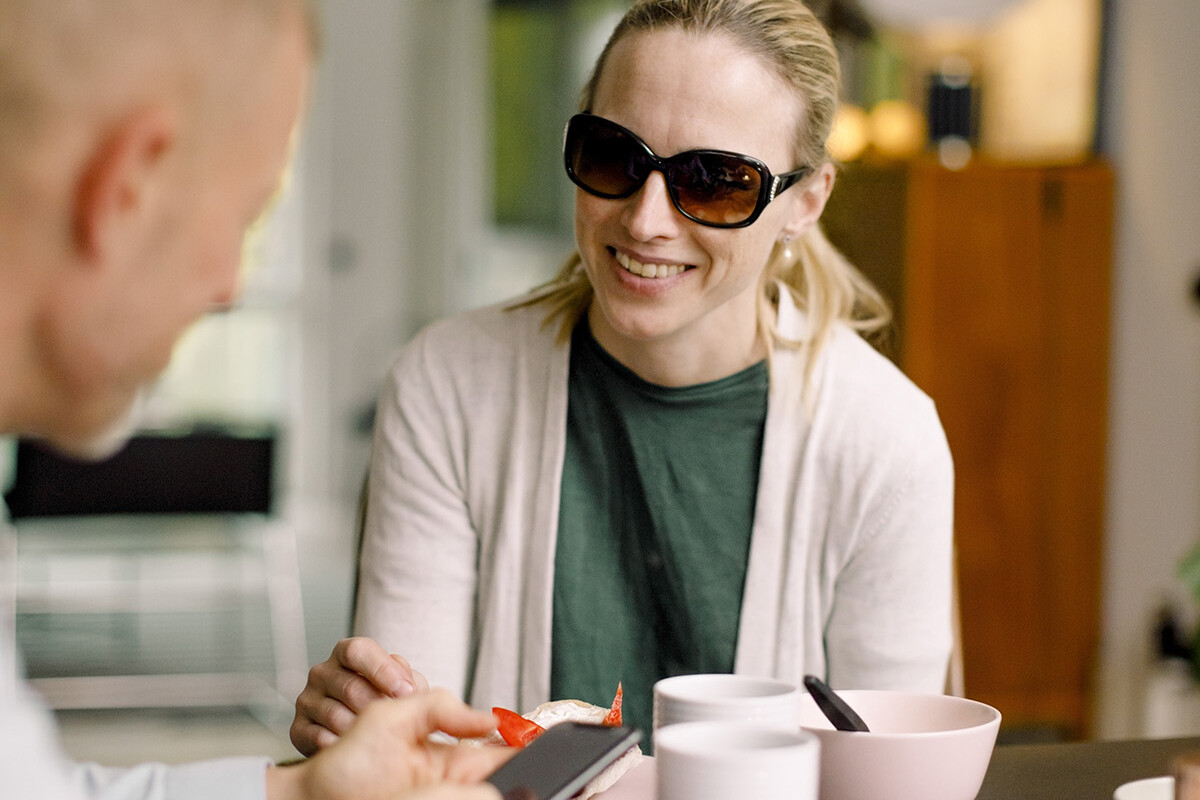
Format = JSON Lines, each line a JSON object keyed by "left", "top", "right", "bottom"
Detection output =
{"left": 550, "top": 318, "right": 769, "bottom": 739}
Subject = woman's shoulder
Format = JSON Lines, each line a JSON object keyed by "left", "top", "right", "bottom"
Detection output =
{"left": 785, "top": 324, "right": 950, "bottom": 467}
{"left": 827, "top": 326, "right": 933, "bottom": 414}
{"left": 772, "top": 287, "right": 933, "bottom": 423}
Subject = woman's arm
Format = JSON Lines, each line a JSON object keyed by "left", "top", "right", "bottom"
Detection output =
{"left": 290, "top": 328, "right": 483, "bottom": 755}
{"left": 353, "top": 335, "right": 480, "bottom": 694}
{"left": 824, "top": 404, "right": 955, "bottom": 692}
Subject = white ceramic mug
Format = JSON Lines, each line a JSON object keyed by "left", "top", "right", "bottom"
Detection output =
{"left": 1112, "top": 776, "right": 1174, "bottom": 800}
{"left": 653, "top": 673, "right": 801, "bottom": 731}
{"left": 655, "top": 721, "right": 820, "bottom": 800}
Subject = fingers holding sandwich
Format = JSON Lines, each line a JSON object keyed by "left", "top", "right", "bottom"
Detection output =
{"left": 291, "top": 636, "right": 430, "bottom": 756}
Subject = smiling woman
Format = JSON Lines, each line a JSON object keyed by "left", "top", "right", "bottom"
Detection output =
{"left": 290, "top": 0, "right": 956, "bottom": 756}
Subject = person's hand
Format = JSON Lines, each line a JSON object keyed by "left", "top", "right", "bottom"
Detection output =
{"left": 292, "top": 637, "right": 430, "bottom": 756}
{"left": 268, "top": 689, "right": 513, "bottom": 800}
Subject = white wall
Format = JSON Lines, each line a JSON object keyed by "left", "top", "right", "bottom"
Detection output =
{"left": 1096, "top": 0, "right": 1200, "bottom": 739}
{"left": 296, "top": 0, "right": 413, "bottom": 507}
{"left": 296, "top": 0, "right": 490, "bottom": 508}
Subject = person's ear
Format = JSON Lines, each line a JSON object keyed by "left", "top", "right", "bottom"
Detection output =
{"left": 780, "top": 161, "right": 836, "bottom": 241}
{"left": 73, "top": 106, "right": 178, "bottom": 263}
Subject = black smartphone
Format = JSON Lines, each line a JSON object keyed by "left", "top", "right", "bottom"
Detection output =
{"left": 485, "top": 721, "right": 642, "bottom": 800}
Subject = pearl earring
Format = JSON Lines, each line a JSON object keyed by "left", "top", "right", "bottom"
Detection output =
{"left": 781, "top": 235, "right": 793, "bottom": 262}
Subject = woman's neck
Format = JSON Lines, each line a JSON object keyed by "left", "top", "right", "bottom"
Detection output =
{"left": 585, "top": 301, "right": 774, "bottom": 387}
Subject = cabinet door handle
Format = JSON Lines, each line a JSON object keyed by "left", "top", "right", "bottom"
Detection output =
{"left": 1042, "top": 179, "right": 1065, "bottom": 221}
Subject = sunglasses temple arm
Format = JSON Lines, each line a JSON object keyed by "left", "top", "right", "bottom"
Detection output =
{"left": 771, "top": 166, "right": 812, "bottom": 201}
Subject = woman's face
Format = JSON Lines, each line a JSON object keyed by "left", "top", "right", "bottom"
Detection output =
{"left": 576, "top": 27, "right": 827, "bottom": 383}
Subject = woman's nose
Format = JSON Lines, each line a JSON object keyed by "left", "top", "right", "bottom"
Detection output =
{"left": 623, "top": 171, "right": 682, "bottom": 241}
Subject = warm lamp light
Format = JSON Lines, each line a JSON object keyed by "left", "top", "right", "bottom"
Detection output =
{"left": 868, "top": 100, "right": 926, "bottom": 160}
{"left": 829, "top": 104, "right": 869, "bottom": 162}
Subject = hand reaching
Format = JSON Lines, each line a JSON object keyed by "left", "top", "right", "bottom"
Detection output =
{"left": 292, "top": 637, "right": 430, "bottom": 755}
{"left": 270, "top": 689, "right": 513, "bottom": 800}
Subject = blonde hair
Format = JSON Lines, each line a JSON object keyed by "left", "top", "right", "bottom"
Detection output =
{"left": 521, "top": 0, "right": 891, "bottom": 391}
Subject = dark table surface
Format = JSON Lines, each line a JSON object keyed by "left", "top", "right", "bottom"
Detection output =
{"left": 977, "top": 736, "right": 1200, "bottom": 800}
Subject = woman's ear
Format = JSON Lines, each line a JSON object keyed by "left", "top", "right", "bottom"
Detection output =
{"left": 73, "top": 106, "right": 178, "bottom": 264}
{"left": 780, "top": 161, "right": 836, "bottom": 241}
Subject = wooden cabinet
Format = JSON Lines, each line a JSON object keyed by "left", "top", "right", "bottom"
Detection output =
{"left": 823, "top": 157, "right": 1114, "bottom": 738}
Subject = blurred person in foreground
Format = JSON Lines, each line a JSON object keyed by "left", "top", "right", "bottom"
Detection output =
{"left": 292, "top": 0, "right": 955, "bottom": 752}
{"left": 0, "top": 1, "right": 510, "bottom": 798}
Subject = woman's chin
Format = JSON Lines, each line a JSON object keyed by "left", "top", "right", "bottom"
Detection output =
{"left": 591, "top": 303, "right": 680, "bottom": 348}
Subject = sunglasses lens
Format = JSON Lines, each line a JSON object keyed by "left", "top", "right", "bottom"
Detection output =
{"left": 567, "top": 118, "right": 645, "bottom": 198}
{"left": 670, "top": 152, "right": 763, "bottom": 226}
{"left": 565, "top": 115, "right": 770, "bottom": 227}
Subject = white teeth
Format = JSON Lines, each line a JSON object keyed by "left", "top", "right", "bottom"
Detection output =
{"left": 614, "top": 251, "right": 687, "bottom": 278}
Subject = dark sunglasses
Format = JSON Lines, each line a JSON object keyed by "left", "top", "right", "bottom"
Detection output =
{"left": 563, "top": 113, "right": 811, "bottom": 229}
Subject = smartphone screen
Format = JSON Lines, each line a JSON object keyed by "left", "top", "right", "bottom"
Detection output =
{"left": 485, "top": 721, "right": 642, "bottom": 800}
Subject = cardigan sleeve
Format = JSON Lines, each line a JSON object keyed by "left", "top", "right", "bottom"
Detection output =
{"left": 822, "top": 391, "right": 955, "bottom": 693}
{"left": 353, "top": 322, "right": 480, "bottom": 699}
{"left": 738, "top": 301, "right": 955, "bottom": 694}
{"left": 352, "top": 300, "right": 570, "bottom": 712}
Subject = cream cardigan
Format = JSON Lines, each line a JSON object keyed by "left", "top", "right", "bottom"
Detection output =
{"left": 355, "top": 289, "right": 955, "bottom": 712}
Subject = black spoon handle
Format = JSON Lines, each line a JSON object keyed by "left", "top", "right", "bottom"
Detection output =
{"left": 803, "top": 674, "right": 870, "bottom": 732}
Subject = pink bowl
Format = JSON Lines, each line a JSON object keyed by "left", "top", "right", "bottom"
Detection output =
{"left": 799, "top": 690, "right": 1001, "bottom": 800}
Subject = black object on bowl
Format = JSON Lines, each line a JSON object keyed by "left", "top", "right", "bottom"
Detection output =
{"left": 803, "top": 674, "right": 870, "bottom": 733}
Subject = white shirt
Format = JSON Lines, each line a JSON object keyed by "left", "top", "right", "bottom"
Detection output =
{"left": 0, "top": 502, "right": 272, "bottom": 800}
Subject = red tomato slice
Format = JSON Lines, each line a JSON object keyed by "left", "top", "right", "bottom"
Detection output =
{"left": 602, "top": 683, "right": 623, "bottom": 727}
{"left": 493, "top": 706, "right": 546, "bottom": 747}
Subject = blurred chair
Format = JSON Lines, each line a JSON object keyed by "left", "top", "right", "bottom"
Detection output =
{"left": 4, "top": 430, "right": 307, "bottom": 712}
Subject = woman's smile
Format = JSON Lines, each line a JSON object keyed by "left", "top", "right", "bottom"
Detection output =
{"left": 613, "top": 248, "right": 692, "bottom": 279}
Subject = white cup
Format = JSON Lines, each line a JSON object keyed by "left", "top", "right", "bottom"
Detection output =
{"left": 653, "top": 673, "right": 801, "bottom": 731}
{"left": 655, "top": 721, "right": 820, "bottom": 800}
